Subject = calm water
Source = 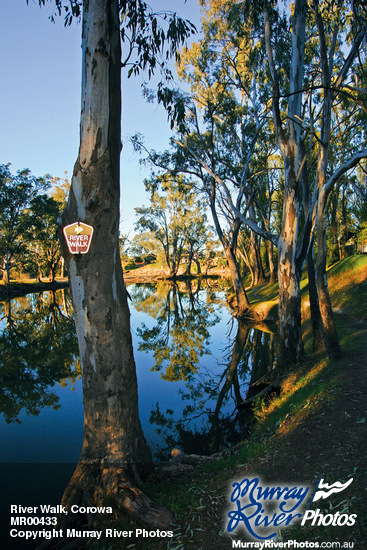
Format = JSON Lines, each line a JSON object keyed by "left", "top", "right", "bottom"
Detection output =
{"left": 0, "top": 280, "right": 277, "bottom": 463}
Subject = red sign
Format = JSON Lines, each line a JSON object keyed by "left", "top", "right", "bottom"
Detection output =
{"left": 63, "top": 222, "right": 94, "bottom": 254}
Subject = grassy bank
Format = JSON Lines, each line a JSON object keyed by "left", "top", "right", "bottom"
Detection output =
{"left": 90, "top": 255, "right": 367, "bottom": 549}
{"left": 4, "top": 257, "right": 367, "bottom": 548}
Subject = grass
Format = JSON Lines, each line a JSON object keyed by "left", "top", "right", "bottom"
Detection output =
{"left": 184, "top": 356, "right": 340, "bottom": 478}
{"left": 127, "top": 255, "right": 367, "bottom": 548}
{"left": 325, "top": 255, "right": 367, "bottom": 319}
{"left": 13, "top": 255, "right": 367, "bottom": 549}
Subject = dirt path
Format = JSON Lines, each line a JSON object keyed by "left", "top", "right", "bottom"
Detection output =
{"left": 168, "top": 316, "right": 367, "bottom": 549}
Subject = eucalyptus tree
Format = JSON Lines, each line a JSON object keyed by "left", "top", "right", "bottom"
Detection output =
{"left": 0, "top": 164, "right": 49, "bottom": 285}
{"left": 189, "top": 0, "right": 367, "bottom": 367}
{"left": 257, "top": 0, "right": 367, "bottom": 364}
{"left": 150, "top": 0, "right": 367, "bottom": 370}
{"left": 176, "top": 3, "right": 278, "bottom": 313}
{"left": 182, "top": 202, "right": 210, "bottom": 276}
{"left": 27, "top": 194, "right": 63, "bottom": 282}
{"left": 305, "top": 0, "right": 367, "bottom": 358}
{"left": 135, "top": 175, "right": 208, "bottom": 278}
{"left": 261, "top": 0, "right": 309, "bottom": 368}
{"left": 139, "top": 3, "right": 278, "bottom": 317}
{"left": 31, "top": 0, "right": 195, "bottom": 530}
{"left": 128, "top": 230, "right": 161, "bottom": 262}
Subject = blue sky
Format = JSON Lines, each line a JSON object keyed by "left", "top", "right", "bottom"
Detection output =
{"left": 0, "top": 0, "right": 202, "bottom": 235}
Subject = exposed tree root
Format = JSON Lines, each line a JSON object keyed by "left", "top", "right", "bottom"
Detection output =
{"left": 235, "top": 308, "right": 259, "bottom": 321}
{"left": 36, "top": 462, "right": 175, "bottom": 549}
{"left": 63, "top": 462, "right": 175, "bottom": 527}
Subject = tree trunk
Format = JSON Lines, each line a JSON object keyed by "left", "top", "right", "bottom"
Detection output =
{"left": 238, "top": 244, "right": 255, "bottom": 288}
{"left": 3, "top": 253, "right": 11, "bottom": 286}
{"left": 49, "top": 265, "right": 56, "bottom": 283}
{"left": 208, "top": 192, "right": 252, "bottom": 317}
{"left": 329, "top": 185, "right": 339, "bottom": 263}
{"left": 60, "top": 255, "right": 65, "bottom": 278}
{"left": 224, "top": 245, "right": 252, "bottom": 318}
{"left": 184, "top": 245, "right": 193, "bottom": 276}
{"left": 3, "top": 268, "right": 9, "bottom": 286}
{"left": 59, "top": 0, "right": 173, "bottom": 530}
{"left": 251, "top": 231, "right": 265, "bottom": 285}
{"left": 169, "top": 264, "right": 178, "bottom": 278}
{"left": 313, "top": 1, "right": 342, "bottom": 360}
{"left": 277, "top": 162, "right": 304, "bottom": 370}
{"left": 299, "top": 137, "right": 323, "bottom": 352}
{"left": 307, "top": 238, "right": 324, "bottom": 352}
{"left": 316, "top": 190, "right": 342, "bottom": 359}
{"left": 37, "top": 265, "right": 43, "bottom": 283}
{"left": 340, "top": 186, "right": 348, "bottom": 260}
{"left": 264, "top": 219, "right": 276, "bottom": 283}
{"left": 268, "top": 239, "right": 276, "bottom": 283}
{"left": 193, "top": 256, "right": 201, "bottom": 275}
{"left": 265, "top": 0, "right": 307, "bottom": 370}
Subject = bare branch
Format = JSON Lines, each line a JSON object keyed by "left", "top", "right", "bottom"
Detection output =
{"left": 324, "top": 150, "right": 367, "bottom": 194}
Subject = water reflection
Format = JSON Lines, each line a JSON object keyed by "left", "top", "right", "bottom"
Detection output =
{"left": 1, "top": 282, "right": 277, "bottom": 459}
{"left": 132, "top": 281, "right": 277, "bottom": 456}
{"left": 131, "top": 280, "right": 222, "bottom": 381}
{"left": 0, "top": 291, "right": 80, "bottom": 424}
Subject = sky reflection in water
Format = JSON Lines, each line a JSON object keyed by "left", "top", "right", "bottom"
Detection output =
{"left": 0, "top": 281, "right": 276, "bottom": 462}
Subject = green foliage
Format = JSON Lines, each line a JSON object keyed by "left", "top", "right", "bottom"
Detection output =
{"left": 28, "top": 0, "right": 81, "bottom": 26}
{"left": 0, "top": 165, "right": 70, "bottom": 283}
{"left": 120, "top": 1, "right": 196, "bottom": 80}
{"left": 50, "top": 173, "right": 70, "bottom": 205}
{"left": 0, "top": 290, "right": 79, "bottom": 423}
{"left": 32, "top": 0, "right": 196, "bottom": 78}
{"left": 133, "top": 281, "right": 218, "bottom": 382}
{"left": 0, "top": 164, "right": 50, "bottom": 283}
{"left": 135, "top": 174, "right": 210, "bottom": 276}
{"left": 26, "top": 194, "right": 64, "bottom": 281}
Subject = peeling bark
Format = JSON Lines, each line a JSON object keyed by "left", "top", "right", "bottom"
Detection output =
{"left": 277, "top": 183, "right": 304, "bottom": 369}
{"left": 59, "top": 0, "right": 173, "bottom": 529}
{"left": 265, "top": 0, "right": 307, "bottom": 369}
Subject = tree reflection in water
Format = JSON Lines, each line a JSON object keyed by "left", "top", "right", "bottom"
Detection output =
{"left": 0, "top": 290, "right": 80, "bottom": 423}
{"left": 1, "top": 283, "right": 276, "bottom": 456}
{"left": 133, "top": 281, "right": 277, "bottom": 456}
{"left": 132, "top": 280, "right": 221, "bottom": 381}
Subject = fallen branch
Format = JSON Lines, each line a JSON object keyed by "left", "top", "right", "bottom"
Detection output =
{"left": 237, "top": 384, "right": 275, "bottom": 409}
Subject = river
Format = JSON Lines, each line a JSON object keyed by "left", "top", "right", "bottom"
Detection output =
{"left": 0, "top": 279, "right": 277, "bottom": 547}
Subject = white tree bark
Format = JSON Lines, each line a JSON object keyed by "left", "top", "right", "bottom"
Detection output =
{"left": 265, "top": 0, "right": 307, "bottom": 369}
{"left": 59, "top": 0, "right": 174, "bottom": 529}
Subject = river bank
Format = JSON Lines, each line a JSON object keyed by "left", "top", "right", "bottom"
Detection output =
{"left": 0, "top": 264, "right": 232, "bottom": 300}
{"left": 0, "top": 278, "right": 70, "bottom": 299}
{"left": 3, "top": 258, "right": 367, "bottom": 548}
{"left": 87, "top": 255, "right": 367, "bottom": 550}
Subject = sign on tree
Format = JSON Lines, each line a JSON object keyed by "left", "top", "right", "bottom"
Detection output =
{"left": 63, "top": 222, "right": 94, "bottom": 254}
